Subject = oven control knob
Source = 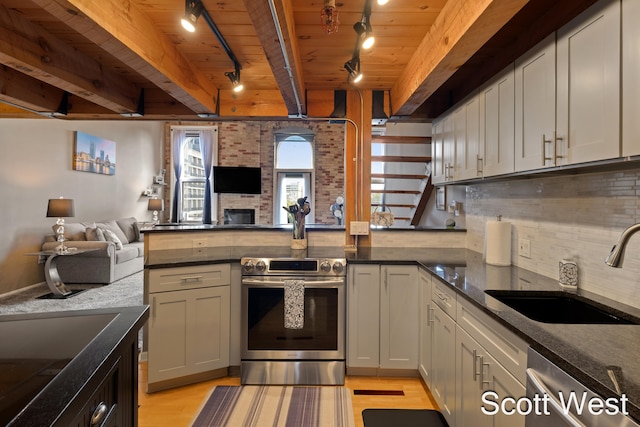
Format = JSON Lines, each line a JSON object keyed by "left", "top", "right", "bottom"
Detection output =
{"left": 242, "top": 260, "right": 255, "bottom": 273}
{"left": 320, "top": 260, "right": 332, "bottom": 273}
{"left": 332, "top": 261, "right": 344, "bottom": 274}
{"left": 255, "top": 260, "right": 266, "bottom": 272}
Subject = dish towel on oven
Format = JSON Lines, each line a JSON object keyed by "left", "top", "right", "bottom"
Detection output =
{"left": 284, "top": 279, "right": 305, "bottom": 329}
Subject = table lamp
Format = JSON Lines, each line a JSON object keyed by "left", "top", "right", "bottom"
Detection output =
{"left": 47, "top": 197, "right": 75, "bottom": 253}
{"left": 148, "top": 198, "right": 164, "bottom": 223}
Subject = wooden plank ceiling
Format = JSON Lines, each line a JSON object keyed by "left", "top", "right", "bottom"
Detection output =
{"left": 0, "top": 0, "right": 598, "bottom": 120}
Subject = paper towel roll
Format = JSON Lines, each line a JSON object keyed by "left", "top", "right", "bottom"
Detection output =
{"left": 485, "top": 220, "right": 511, "bottom": 266}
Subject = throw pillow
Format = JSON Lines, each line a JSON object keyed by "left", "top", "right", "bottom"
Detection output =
{"left": 85, "top": 227, "right": 106, "bottom": 242}
{"left": 101, "top": 228, "right": 123, "bottom": 250}
{"left": 96, "top": 220, "right": 129, "bottom": 245}
{"left": 132, "top": 222, "right": 142, "bottom": 242}
{"left": 116, "top": 217, "right": 138, "bottom": 243}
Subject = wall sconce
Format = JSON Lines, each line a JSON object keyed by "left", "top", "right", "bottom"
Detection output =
{"left": 344, "top": 56, "right": 363, "bottom": 83}
{"left": 46, "top": 197, "right": 75, "bottom": 253}
{"left": 181, "top": 0, "right": 204, "bottom": 33}
{"left": 148, "top": 198, "right": 164, "bottom": 224}
{"left": 225, "top": 67, "right": 244, "bottom": 92}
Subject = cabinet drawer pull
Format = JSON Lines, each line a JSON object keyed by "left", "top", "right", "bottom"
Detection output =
{"left": 181, "top": 275, "right": 203, "bottom": 283}
{"left": 427, "top": 306, "right": 435, "bottom": 326}
{"left": 472, "top": 349, "right": 479, "bottom": 381}
{"left": 435, "top": 290, "right": 447, "bottom": 301}
{"left": 90, "top": 402, "right": 108, "bottom": 426}
{"left": 480, "top": 356, "right": 491, "bottom": 387}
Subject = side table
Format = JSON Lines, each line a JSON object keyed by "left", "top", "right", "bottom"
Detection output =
{"left": 26, "top": 249, "right": 98, "bottom": 298}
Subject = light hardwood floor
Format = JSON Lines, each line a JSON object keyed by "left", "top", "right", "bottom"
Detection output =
{"left": 138, "top": 363, "right": 438, "bottom": 427}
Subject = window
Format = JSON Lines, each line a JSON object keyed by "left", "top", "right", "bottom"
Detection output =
{"left": 274, "top": 131, "right": 314, "bottom": 225}
{"left": 170, "top": 127, "right": 217, "bottom": 224}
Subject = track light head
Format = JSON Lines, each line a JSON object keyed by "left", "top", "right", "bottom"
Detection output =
{"left": 377, "top": 0, "right": 390, "bottom": 5}
{"left": 344, "top": 59, "right": 363, "bottom": 84}
{"left": 225, "top": 70, "right": 244, "bottom": 92}
{"left": 181, "top": 0, "right": 204, "bottom": 32}
{"left": 353, "top": 19, "right": 374, "bottom": 49}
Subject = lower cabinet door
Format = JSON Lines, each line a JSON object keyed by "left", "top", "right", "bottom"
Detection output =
{"left": 456, "top": 326, "right": 525, "bottom": 427}
{"left": 431, "top": 305, "right": 456, "bottom": 426}
{"left": 148, "top": 285, "right": 230, "bottom": 386}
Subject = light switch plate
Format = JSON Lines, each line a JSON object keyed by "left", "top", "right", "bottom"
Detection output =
{"left": 518, "top": 238, "right": 531, "bottom": 258}
{"left": 350, "top": 221, "right": 370, "bottom": 235}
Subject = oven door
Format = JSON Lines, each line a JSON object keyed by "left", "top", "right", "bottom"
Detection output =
{"left": 241, "top": 276, "right": 345, "bottom": 361}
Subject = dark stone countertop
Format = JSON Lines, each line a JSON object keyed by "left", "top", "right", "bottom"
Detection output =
{"left": 0, "top": 306, "right": 149, "bottom": 426}
{"left": 143, "top": 244, "right": 640, "bottom": 421}
{"left": 360, "top": 249, "right": 640, "bottom": 423}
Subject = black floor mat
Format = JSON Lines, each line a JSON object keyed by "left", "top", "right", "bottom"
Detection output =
{"left": 362, "top": 409, "right": 448, "bottom": 427}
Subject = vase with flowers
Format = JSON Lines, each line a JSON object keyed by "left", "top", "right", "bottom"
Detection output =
{"left": 284, "top": 196, "right": 311, "bottom": 249}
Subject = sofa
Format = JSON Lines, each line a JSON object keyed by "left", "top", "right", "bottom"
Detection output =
{"left": 41, "top": 217, "right": 144, "bottom": 284}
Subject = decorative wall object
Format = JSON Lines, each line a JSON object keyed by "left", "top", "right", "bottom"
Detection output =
{"left": 73, "top": 131, "right": 116, "bottom": 175}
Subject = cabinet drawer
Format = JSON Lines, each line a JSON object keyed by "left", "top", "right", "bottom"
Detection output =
{"left": 431, "top": 279, "right": 456, "bottom": 319}
{"left": 457, "top": 297, "right": 528, "bottom": 384}
{"left": 70, "top": 357, "right": 120, "bottom": 427}
{"left": 148, "top": 264, "right": 231, "bottom": 293}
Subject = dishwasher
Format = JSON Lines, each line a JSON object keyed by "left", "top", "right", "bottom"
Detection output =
{"left": 526, "top": 348, "right": 639, "bottom": 427}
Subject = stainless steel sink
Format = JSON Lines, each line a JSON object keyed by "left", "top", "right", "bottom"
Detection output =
{"left": 484, "top": 290, "right": 639, "bottom": 325}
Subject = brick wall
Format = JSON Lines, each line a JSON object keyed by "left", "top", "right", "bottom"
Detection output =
{"left": 163, "top": 121, "right": 344, "bottom": 225}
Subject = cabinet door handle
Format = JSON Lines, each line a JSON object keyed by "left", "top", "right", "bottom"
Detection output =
{"left": 472, "top": 349, "right": 480, "bottom": 381}
{"left": 90, "top": 402, "right": 108, "bottom": 426}
{"left": 554, "top": 132, "right": 564, "bottom": 162}
{"left": 427, "top": 306, "right": 435, "bottom": 326}
{"left": 542, "top": 133, "right": 554, "bottom": 165}
{"left": 480, "top": 356, "right": 491, "bottom": 387}
{"left": 476, "top": 155, "right": 483, "bottom": 176}
{"left": 181, "top": 275, "right": 203, "bottom": 283}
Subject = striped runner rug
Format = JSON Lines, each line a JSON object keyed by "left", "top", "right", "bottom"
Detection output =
{"left": 190, "top": 385, "right": 355, "bottom": 427}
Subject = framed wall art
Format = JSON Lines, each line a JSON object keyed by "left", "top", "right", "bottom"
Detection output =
{"left": 73, "top": 131, "right": 116, "bottom": 175}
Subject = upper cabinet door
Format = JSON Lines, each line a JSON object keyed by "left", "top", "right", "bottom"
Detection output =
{"left": 622, "top": 0, "right": 640, "bottom": 156}
{"left": 514, "top": 34, "right": 557, "bottom": 171}
{"left": 482, "top": 65, "right": 515, "bottom": 177}
{"left": 556, "top": 0, "right": 621, "bottom": 164}
{"left": 431, "top": 119, "right": 445, "bottom": 184}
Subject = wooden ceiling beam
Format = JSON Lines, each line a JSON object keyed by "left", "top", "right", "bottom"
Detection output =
{"left": 30, "top": 0, "right": 220, "bottom": 115}
{"left": 390, "top": 0, "right": 529, "bottom": 117}
{"left": 0, "top": 65, "right": 66, "bottom": 113}
{"left": 0, "top": 3, "right": 138, "bottom": 114}
{"left": 243, "top": 0, "right": 306, "bottom": 116}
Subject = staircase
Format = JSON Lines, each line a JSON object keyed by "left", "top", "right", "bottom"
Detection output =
{"left": 370, "top": 134, "right": 433, "bottom": 227}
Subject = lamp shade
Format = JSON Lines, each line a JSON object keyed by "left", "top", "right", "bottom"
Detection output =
{"left": 47, "top": 198, "right": 75, "bottom": 217}
{"left": 148, "top": 198, "right": 164, "bottom": 211}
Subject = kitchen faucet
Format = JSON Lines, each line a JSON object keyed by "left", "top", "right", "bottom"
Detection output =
{"left": 605, "top": 223, "right": 640, "bottom": 267}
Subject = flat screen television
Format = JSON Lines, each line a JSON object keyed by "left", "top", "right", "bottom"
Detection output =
{"left": 213, "top": 166, "right": 262, "bottom": 194}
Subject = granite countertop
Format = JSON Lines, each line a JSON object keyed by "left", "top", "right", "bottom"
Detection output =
{"left": 416, "top": 250, "right": 640, "bottom": 423}
{"left": 143, "top": 244, "right": 640, "bottom": 421}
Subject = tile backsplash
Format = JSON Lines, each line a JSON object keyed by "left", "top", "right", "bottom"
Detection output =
{"left": 465, "top": 168, "right": 640, "bottom": 309}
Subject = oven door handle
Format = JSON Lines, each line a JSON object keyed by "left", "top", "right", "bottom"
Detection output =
{"left": 241, "top": 278, "right": 344, "bottom": 287}
{"left": 526, "top": 368, "right": 587, "bottom": 427}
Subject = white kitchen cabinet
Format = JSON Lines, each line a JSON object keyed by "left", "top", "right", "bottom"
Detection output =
{"left": 418, "top": 269, "right": 433, "bottom": 387}
{"left": 442, "top": 113, "right": 455, "bottom": 182}
{"left": 347, "top": 264, "right": 418, "bottom": 372}
{"left": 430, "top": 277, "right": 457, "bottom": 426}
{"left": 452, "top": 96, "right": 483, "bottom": 181}
{"left": 379, "top": 265, "right": 419, "bottom": 369}
{"left": 622, "top": 0, "right": 640, "bottom": 156}
{"left": 481, "top": 64, "right": 515, "bottom": 177}
{"left": 146, "top": 264, "right": 231, "bottom": 392}
{"left": 456, "top": 326, "right": 525, "bottom": 427}
{"left": 556, "top": 0, "right": 620, "bottom": 164}
{"left": 514, "top": 33, "right": 557, "bottom": 171}
{"left": 347, "top": 264, "right": 380, "bottom": 368}
{"left": 453, "top": 104, "right": 467, "bottom": 181}
{"left": 431, "top": 118, "right": 445, "bottom": 184}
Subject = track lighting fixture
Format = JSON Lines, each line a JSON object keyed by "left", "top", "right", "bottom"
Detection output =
{"left": 377, "top": 0, "right": 390, "bottom": 5}
{"left": 353, "top": 19, "right": 374, "bottom": 50}
{"left": 225, "top": 67, "right": 244, "bottom": 92}
{"left": 181, "top": 0, "right": 204, "bottom": 33}
{"left": 344, "top": 57, "right": 363, "bottom": 84}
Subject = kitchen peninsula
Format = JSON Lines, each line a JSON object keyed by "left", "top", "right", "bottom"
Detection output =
{"left": 143, "top": 225, "right": 640, "bottom": 424}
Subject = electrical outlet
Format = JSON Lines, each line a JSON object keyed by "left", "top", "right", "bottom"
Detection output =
{"left": 350, "top": 221, "right": 370, "bottom": 236}
{"left": 519, "top": 238, "right": 531, "bottom": 258}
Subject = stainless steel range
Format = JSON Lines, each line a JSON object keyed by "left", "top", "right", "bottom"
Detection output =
{"left": 240, "top": 256, "right": 346, "bottom": 385}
